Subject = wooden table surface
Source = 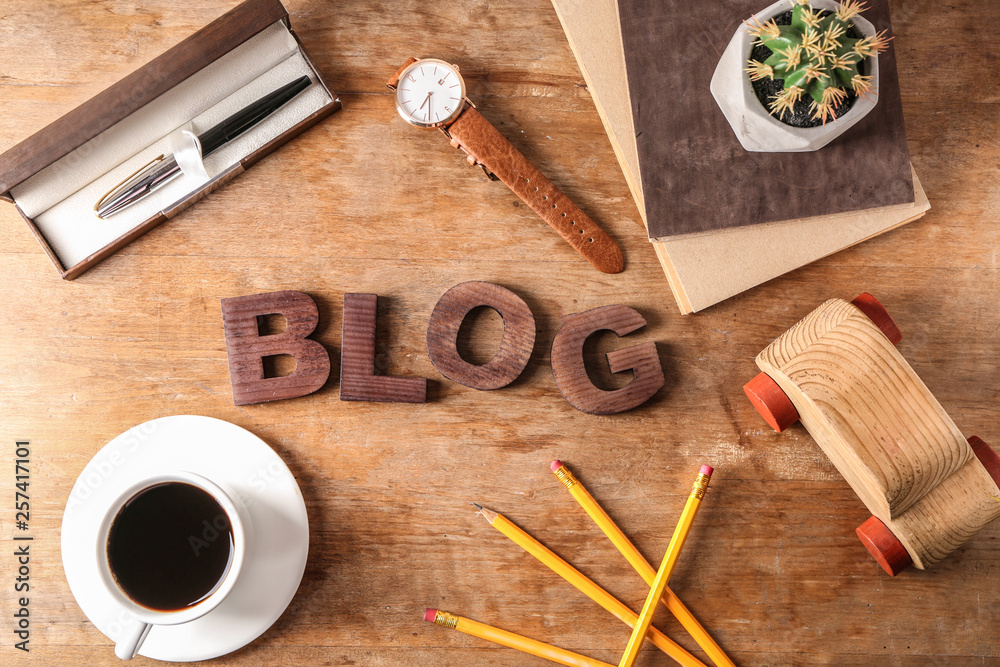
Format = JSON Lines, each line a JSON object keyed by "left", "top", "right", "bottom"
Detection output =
{"left": 1, "top": 1, "right": 998, "bottom": 665}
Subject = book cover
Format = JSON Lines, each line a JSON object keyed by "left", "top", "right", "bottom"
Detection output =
{"left": 617, "top": 0, "right": 914, "bottom": 240}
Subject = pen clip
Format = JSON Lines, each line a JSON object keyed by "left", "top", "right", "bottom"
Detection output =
{"left": 94, "top": 155, "right": 166, "bottom": 218}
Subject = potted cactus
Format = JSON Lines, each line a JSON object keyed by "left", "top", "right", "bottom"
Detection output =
{"left": 711, "top": 0, "right": 891, "bottom": 152}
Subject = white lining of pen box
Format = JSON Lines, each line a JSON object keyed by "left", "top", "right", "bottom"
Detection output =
{"left": 11, "top": 21, "right": 333, "bottom": 269}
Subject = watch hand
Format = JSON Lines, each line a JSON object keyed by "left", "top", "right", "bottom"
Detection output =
{"left": 419, "top": 92, "right": 431, "bottom": 110}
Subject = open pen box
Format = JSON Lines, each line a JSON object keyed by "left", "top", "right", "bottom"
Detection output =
{"left": 0, "top": 0, "right": 340, "bottom": 279}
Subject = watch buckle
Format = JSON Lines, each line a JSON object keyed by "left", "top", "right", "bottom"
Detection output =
{"left": 446, "top": 133, "right": 498, "bottom": 181}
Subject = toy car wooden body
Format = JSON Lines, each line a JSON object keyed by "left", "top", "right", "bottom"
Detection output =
{"left": 744, "top": 294, "right": 1000, "bottom": 575}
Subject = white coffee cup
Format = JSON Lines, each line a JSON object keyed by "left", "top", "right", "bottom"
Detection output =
{"left": 95, "top": 471, "right": 249, "bottom": 660}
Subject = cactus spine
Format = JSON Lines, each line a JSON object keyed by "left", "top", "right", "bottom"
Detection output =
{"left": 745, "top": 0, "right": 890, "bottom": 123}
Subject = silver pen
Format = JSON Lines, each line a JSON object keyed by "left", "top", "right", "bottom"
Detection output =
{"left": 95, "top": 75, "right": 311, "bottom": 218}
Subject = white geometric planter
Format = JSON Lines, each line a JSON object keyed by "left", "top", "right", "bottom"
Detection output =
{"left": 710, "top": 0, "right": 880, "bottom": 153}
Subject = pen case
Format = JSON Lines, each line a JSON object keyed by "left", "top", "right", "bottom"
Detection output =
{"left": 0, "top": 0, "right": 341, "bottom": 280}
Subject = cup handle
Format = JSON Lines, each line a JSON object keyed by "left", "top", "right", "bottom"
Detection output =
{"left": 115, "top": 620, "right": 152, "bottom": 660}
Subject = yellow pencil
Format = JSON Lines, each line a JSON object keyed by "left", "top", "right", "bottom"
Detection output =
{"left": 475, "top": 504, "right": 706, "bottom": 667}
{"left": 551, "top": 461, "right": 734, "bottom": 667}
{"left": 424, "top": 608, "right": 614, "bottom": 667}
{"left": 617, "top": 466, "right": 714, "bottom": 667}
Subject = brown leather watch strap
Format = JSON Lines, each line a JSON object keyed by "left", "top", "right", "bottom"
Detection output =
{"left": 445, "top": 107, "right": 624, "bottom": 274}
{"left": 386, "top": 57, "right": 418, "bottom": 89}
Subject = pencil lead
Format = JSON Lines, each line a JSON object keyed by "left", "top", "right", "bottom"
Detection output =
{"left": 472, "top": 502, "right": 483, "bottom": 510}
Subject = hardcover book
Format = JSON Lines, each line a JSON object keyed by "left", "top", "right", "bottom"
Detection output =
{"left": 550, "top": 0, "right": 928, "bottom": 313}
{"left": 618, "top": 0, "right": 914, "bottom": 240}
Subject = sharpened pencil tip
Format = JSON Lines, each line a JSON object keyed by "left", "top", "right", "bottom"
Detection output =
{"left": 472, "top": 503, "right": 498, "bottom": 524}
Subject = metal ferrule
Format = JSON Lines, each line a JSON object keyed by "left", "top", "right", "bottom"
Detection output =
{"left": 553, "top": 466, "right": 577, "bottom": 490}
{"left": 691, "top": 473, "right": 711, "bottom": 500}
{"left": 434, "top": 610, "right": 459, "bottom": 629}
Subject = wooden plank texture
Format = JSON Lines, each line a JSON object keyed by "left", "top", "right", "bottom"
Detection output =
{"left": 1, "top": 1, "right": 999, "bottom": 666}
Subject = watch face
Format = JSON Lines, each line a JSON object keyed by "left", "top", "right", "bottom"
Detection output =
{"left": 394, "top": 59, "right": 466, "bottom": 128}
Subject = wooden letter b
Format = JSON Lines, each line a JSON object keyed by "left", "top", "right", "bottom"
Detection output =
{"left": 220, "top": 290, "right": 331, "bottom": 406}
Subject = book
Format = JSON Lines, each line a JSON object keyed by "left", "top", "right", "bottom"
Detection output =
{"left": 550, "top": 0, "right": 929, "bottom": 313}
{"left": 618, "top": 0, "right": 914, "bottom": 239}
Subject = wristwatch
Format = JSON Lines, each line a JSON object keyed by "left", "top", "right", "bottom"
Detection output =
{"left": 387, "top": 57, "right": 624, "bottom": 274}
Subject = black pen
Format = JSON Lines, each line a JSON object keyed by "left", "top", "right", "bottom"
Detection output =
{"left": 95, "top": 75, "right": 312, "bottom": 219}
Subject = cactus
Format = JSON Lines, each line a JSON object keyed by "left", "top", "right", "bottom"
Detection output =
{"left": 744, "top": 0, "right": 891, "bottom": 124}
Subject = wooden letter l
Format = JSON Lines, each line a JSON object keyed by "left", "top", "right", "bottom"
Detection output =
{"left": 340, "top": 293, "right": 427, "bottom": 403}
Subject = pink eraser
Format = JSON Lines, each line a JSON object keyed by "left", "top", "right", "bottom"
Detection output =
{"left": 423, "top": 608, "right": 436, "bottom": 622}
{"left": 550, "top": 460, "right": 564, "bottom": 472}
{"left": 700, "top": 465, "right": 714, "bottom": 476}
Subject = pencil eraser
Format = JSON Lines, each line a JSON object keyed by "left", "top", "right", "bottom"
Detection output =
{"left": 423, "top": 608, "right": 436, "bottom": 622}
{"left": 550, "top": 460, "right": 563, "bottom": 472}
{"left": 700, "top": 465, "right": 714, "bottom": 476}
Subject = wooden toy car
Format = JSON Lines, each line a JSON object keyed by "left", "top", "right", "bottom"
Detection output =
{"left": 743, "top": 293, "right": 1000, "bottom": 575}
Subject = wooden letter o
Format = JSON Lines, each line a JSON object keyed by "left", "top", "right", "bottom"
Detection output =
{"left": 551, "top": 305, "right": 664, "bottom": 415}
{"left": 426, "top": 281, "right": 536, "bottom": 390}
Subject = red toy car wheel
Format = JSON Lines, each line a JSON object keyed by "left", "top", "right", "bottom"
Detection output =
{"left": 851, "top": 293, "right": 902, "bottom": 345}
{"left": 743, "top": 372, "right": 799, "bottom": 433}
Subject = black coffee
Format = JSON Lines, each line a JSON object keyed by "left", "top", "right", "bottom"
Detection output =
{"left": 107, "top": 482, "right": 234, "bottom": 611}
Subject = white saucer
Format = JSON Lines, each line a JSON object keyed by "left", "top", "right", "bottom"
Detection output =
{"left": 61, "top": 415, "right": 309, "bottom": 662}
